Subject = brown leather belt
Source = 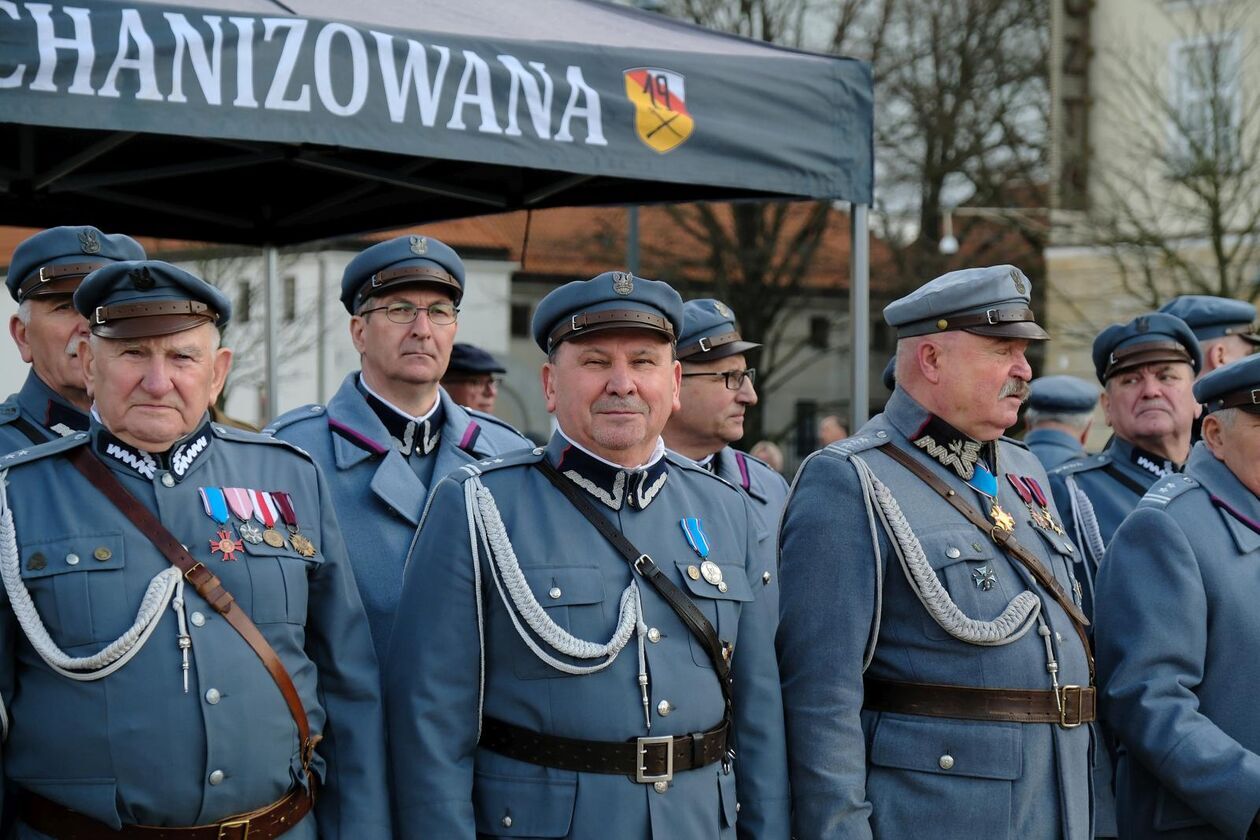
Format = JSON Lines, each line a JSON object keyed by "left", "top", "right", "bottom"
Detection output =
{"left": 480, "top": 716, "right": 730, "bottom": 783}
{"left": 864, "top": 677, "right": 1096, "bottom": 728}
{"left": 20, "top": 781, "right": 314, "bottom": 840}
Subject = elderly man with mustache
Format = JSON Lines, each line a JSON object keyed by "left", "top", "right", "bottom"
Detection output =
{"left": 0, "top": 226, "right": 146, "bottom": 451}
{"left": 1046, "top": 313, "right": 1201, "bottom": 838}
{"left": 779, "top": 265, "right": 1096, "bottom": 839}
{"left": 385, "top": 272, "right": 789, "bottom": 839}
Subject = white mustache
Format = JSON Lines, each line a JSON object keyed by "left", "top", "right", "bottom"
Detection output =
{"left": 64, "top": 336, "right": 82, "bottom": 358}
{"left": 999, "top": 379, "right": 1030, "bottom": 401}
{"left": 593, "top": 398, "right": 648, "bottom": 415}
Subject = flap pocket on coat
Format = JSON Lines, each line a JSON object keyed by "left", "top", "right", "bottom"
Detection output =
{"left": 870, "top": 714, "right": 1022, "bottom": 781}
{"left": 473, "top": 770, "right": 577, "bottom": 837}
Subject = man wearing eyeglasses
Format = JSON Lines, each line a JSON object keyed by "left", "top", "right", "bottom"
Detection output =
{"left": 663, "top": 298, "right": 787, "bottom": 633}
{"left": 267, "top": 234, "right": 531, "bottom": 661}
{"left": 442, "top": 342, "right": 507, "bottom": 415}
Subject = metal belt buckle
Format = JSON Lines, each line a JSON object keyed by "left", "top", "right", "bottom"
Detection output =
{"left": 697, "top": 336, "right": 711, "bottom": 352}
{"left": 218, "top": 817, "right": 250, "bottom": 840}
{"left": 985, "top": 308, "right": 999, "bottom": 324}
{"left": 635, "top": 735, "right": 674, "bottom": 784}
{"left": 1058, "top": 685, "right": 1085, "bottom": 728}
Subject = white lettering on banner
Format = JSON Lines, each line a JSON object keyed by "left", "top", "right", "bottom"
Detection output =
{"left": 499, "top": 54, "right": 553, "bottom": 139}
{"left": 165, "top": 12, "right": 222, "bottom": 105}
{"left": 370, "top": 32, "right": 450, "bottom": 126}
{"left": 10, "top": 4, "right": 609, "bottom": 145}
{"left": 98, "top": 8, "right": 161, "bottom": 100}
{"left": 0, "top": 2, "right": 26, "bottom": 87}
{"left": 314, "top": 22, "right": 367, "bottom": 116}
{"left": 262, "top": 17, "right": 310, "bottom": 111}
{"left": 26, "top": 3, "right": 95, "bottom": 95}
{"left": 447, "top": 49, "right": 503, "bottom": 134}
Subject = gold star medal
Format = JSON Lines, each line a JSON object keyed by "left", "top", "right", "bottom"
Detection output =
{"left": 273, "top": 491, "right": 318, "bottom": 558}
{"left": 990, "top": 502, "right": 1016, "bottom": 533}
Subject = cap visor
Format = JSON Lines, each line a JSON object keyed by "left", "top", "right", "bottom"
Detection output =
{"left": 964, "top": 322, "right": 1050, "bottom": 340}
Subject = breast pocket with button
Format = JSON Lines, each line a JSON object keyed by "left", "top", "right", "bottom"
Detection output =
{"left": 511, "top": 565, "right": 607, "bottom": 680}
{"left": 674, "top": 561, "right": 752, "bottom": 668}
{"left": 18, "top": 532, "right": 127, "bottom": 649}
{"left": 915, "top": 527, "right": 1019, "bottom": 641}
{"left": 238, "top": 536, "right": 324, "bottom": 624}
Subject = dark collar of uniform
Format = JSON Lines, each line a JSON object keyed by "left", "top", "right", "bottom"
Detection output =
{"left": 714, "top": 447, "right": 769, "bottom": 503}
{"left": 92, "top": 414, "right": 214, "bottom": 482}
{"left": 547, "top": 430, "right": 669, "bottom": 511}
{"left": 907, "top": 410, "right": 995, "bottom": 481}
{"left": 1108, "top": 435, "right": 1180, "bottom": 481}
{"left": 356, "top": 374, "right": 443, "bottom": 457}
{"left": 17, "top": 371, "right": 88, "bottom": 438}
{"left": 1186, "top": 443, "right": 1260, "bottom": 552}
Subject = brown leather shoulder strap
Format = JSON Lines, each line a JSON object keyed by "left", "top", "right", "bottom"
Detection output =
{"left": 65, "top": 447, "right": 320, "bottom": 770}
{"left": 876, "top": 442, "right": 1095, "bottom": 679}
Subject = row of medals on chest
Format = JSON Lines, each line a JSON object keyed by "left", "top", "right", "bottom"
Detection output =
{"left": 200, "top": 487, "right": 317, "bottom": 562}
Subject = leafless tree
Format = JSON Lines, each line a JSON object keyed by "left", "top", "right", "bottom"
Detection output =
{"left": 1077, "top": 0, "right": 1260, "bottom": 310}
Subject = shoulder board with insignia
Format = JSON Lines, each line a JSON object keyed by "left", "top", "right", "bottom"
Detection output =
{"left": 0, "top": 399, "right": 20, "bottom": 427}
{"left": 1137, "top": 474, "right": 1200, "bottom": 509}
{"left": 1049, "top": 451, "right": 1109, "bottom": 478}
{"left": 0, "top": 430, "right": 89, "bottom": 469}
{"left": 212, "top": 423, "right": 294, "bottom": 446}
{"left": 455, "top": 446, "right": 544, "bottom": 481}
{"left": 823, "top": 431, "right": 889, "bottom": 459}
{"left": 263, "top": 404, "right": 327, "bottom": 434}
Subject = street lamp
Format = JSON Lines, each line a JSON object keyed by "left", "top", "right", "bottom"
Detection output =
{"left": 939, "top": 209, "right": 959, "bottom": 255}
{"left": 938, "top": 206, "right": 1050, "bottom": 255}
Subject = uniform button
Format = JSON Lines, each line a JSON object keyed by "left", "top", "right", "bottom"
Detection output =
{"left": 945, "top": 547, "right": 960, "bottom": 559}
{"left": 938, "top": 754, "right": 955, "bottom": 770}
{"left": 208, "top": 770, "right": 225, "bottom": 785}
{"left": 717, "top": 582, "right": 728, "bottom": 593}
{"left": 65, "top": 553, "right": 80, "bottom": 566}
{"left": 93, "top": 547, "right": 112, "bottom": 562}
{"left": 501, "top": 815, "right": 512, "bottom": 828}
{"left": 161, "top": 473, "right": 175, "bottom": 488}
{"left": 653, "top": 780, "right": 668, "bottom": 794}
{"left": 548, "top": 587, "right": 562, "bottom": 600}
{"left": 657, "top": 700, "right": 672, "bottom": 716}
{"left": 205, "top": 688, "right": 221, "bottom": 705}
{"left": 762, "top": 571, "right": 771, "bottom": 584}
{"left": 191, "top": 612, "right": 206, "bottom": 627}
{"left": 1055, "top": 631, "right": 1063, "bottom": 643}
{"left": 647, "top": 627, "right": 661, "bottom": 644}
{"left": 687, "top": 565, "right": 701, "bottom": 581}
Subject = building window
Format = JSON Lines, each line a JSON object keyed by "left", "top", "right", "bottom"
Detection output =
{"left": 282, "top": 275, "right": 297, "bottom": 323}
{"left": 1169, "top": 33, "right": 1241, "bottom": 172}
{"left": 808, "top": 315, "right": 830, "bottom": 349}
{"left": 510, "top": 302, "right": 532, "bottom": 338}
{"left": 237, "top": 281, "right": 252, "bottom": 323}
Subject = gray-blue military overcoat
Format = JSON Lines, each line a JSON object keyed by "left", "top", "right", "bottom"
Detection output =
{"left": 385, "top": 433, "right": 790, "bottom": 839}
{"left": 0, "top": 417, "right": 388, "bottom": 837}
{"left": 778, "top": 389, "right": 1094, "bottom": 840}
{"left": 1097, "top": 444, "right": 1260, "bottom": 839}
{"left": 267, "top": 372, "right": 531, "bottom": 661}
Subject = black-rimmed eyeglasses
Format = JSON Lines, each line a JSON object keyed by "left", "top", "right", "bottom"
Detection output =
{"left": 681, "top": 368, "right": 756, "bottom": 390}
{"left": 358, "top": 301, "right": 459, "bottom": 325}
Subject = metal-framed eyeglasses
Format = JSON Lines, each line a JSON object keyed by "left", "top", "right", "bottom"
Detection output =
{"left": 358, "top": 300, "right": 459, "bottom": 325}
{"left": 680, "top": 368, "right": 756, "bottom": 391}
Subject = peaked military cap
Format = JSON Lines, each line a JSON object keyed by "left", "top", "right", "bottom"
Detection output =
{"left": 1194, "top": 353, "right": 1260, "bottom": 414}
{"left": 7, "top": 226, "right": 146, "bottom": 303}
{"left": 677, "top": 298, "right": 760, "bottom": 361}
{"left": 883, "top": 264, "right": 1048, "bottom": 340}
{"left": 1092, "top": 312, "right": 1201, "bottom": 383}
{"left": 1028, "top": 375, "right": 1099, "bottom": 414}
{"left": 75, "top": 260, "right": 231, "bottom": 338}
{"left": 1158, "top": 295, "right": 1260, "bottom": 344}
{"left": 341, "top": 234, "right": 465, "bottom": 314}
{"left": 446, "top": 342, "right": 506, "bottom": 375}
{"left": 532, "top": 271, "right": 684, "bottom": 353}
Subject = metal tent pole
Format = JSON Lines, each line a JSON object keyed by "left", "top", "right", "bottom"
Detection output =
{"left": 849, "top": 203, "right": 870, "bottom": 431}
{"left": 263, "top": 245, "right": 279, "bottom": 421}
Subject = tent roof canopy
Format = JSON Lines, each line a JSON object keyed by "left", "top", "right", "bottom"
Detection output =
{"left": 0, "top": 0, "right": 872, "bottom": 245}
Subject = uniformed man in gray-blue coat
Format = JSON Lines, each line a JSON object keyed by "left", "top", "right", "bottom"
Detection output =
{"left": 1024, "top": 375, "right": 1100, "bottom": 471}
{"left": 0, "top": 226, "right": 146, "bottom": 452}
{"left": 0, "top": 260, "right": 388, "bottom": 838}
{"left": 1046, "top": 314, "right": 1201, "bottom": 837}
{"left": 663, "top": 298, "right": 788, "bottom": 612}
{"left": 779, "top": 265, "right": 1095, "bottom": 839}
{"left": 1097, "top": 353, "right": 1260, "bottom": 839}
{"left": 385, "top": 272, "right": 789, "bottom": 839}
{"left": 267, "top": 235, "right": 530, "bottom": 661}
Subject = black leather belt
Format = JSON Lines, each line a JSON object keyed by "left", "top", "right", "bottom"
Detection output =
{"left": 479, "top": 716, "right": 730, "bottom": 783}
{"left": 864, "top": 677, "right": 1096, "bottom": 728}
